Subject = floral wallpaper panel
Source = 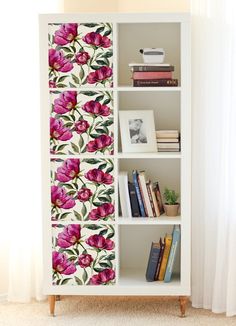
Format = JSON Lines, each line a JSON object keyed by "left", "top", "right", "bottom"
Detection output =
{"left": 50, "top": 90, "right": 114, "bottom": 155}
{"left": 51, "top": 158, "right": 115, "bottom": 222}
{"left": 52, "top": 224, "right": 116, "bottom": 285}
{"left": 48, "top": 23, "right": 113, "bottom": 88}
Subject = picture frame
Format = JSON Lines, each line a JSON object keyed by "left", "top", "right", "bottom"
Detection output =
{"left": 119, "top": 110, "right": 157, "bottom": 153}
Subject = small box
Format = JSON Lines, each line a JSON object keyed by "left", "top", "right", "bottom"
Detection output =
{"left": 140, "top": 48, "right": 165, "bottom": 64}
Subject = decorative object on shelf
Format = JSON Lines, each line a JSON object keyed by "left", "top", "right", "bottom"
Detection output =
{"left": 129, "top": 63, "right": 178, "bottom": 87}
{"left": 156, "top": 130, "right": 180, "bottom": 152}
{"left": 163, "top": 188, "right": 180, "bottom": 217}
{"left": 139, "top": 48, "right": 165, "bottom": 64}
{"left": 48, "top": 23, "right": 113, "bottom": 88}
{"left": 119, "top": 110, "right": 156, "bottom": 153}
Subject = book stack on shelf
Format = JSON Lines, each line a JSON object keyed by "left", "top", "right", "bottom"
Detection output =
{"left": 129, "top": 63, "right": 178, "bottom": 87}
{"left": 146, "top": 225, "right": 180, "bottom": 283}
{"left": 119, "top": 170, "right": 164, "bottom": 218}
{"left": 156, "top": 130, "right": 180, "bottom": 152}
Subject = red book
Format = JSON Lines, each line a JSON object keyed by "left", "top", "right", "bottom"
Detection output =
{"left": 132, "top": 71, "right": 172, "bottom": 80}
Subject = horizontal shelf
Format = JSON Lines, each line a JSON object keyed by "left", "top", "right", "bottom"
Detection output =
{"left": 117, "top": 86, "right": 182, "bottom": 92}
{"left": 119, "top": 269, "right": 180, "bottom": 288}
{"left": 117, "top": 152, "right": 181, "bottom": 159}
{"left": 118, "top": 215, "right": 181, "bottom": 225}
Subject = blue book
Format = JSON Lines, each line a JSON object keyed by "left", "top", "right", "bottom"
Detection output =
{"left": 164, "top": 225, "right": 181, "bottom": 283}
{"left": 132, "top": 170, "right": 146, "bottom": 217}
{"left": 146, "top": 242, "right": 161, "bottom": 282}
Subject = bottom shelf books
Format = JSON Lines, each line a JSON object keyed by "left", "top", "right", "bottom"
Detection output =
{"left": 146, "top": 225, "right": 180, "bottom": 283}
{"left": 119, "top": 170, "right": 164, "bottom": 218}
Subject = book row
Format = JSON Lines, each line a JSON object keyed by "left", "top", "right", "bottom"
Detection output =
{"left": 156, "top": 130, "right": 180, "bottom": 152}
{"left": 119, "top": 170, "right": 164, "bottom": 218}
{"left": 146, "top": 225, "right": 180, "bottom": 282}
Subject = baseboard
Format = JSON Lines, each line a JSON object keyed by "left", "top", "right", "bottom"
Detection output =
{"left": 0, "top": 293, "right": 7, "bottom": 302}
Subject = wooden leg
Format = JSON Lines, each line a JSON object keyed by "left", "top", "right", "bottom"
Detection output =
{"left": 56, "top": 295, "right": 61, "bottom": 301}
{"left": 49, "top": 295, "right": 56, "bottom": 316}
{"left": 179, "top": 296, "right": 188, "bottom": 317}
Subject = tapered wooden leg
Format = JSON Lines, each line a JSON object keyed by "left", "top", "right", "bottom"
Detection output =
{"left": 49, "top": 295, "right": 56, "bottom": 316}
{"left": 179, "top": 296, "right": 188, "bottom": 317}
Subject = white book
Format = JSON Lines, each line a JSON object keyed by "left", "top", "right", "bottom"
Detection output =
{"left": 118, "top": 172, "right": 132, "bottom": 218}
{"left": 138, "top": 171, "right": 154, "bottom": 217}
{"left": 157, "top": 138, "right": 179, "bottom": 143}
{"left": 156, "top": 130, "right": 179, "bottom": 138}
{"left": 129, "top": 63, "right": 171, "bottom": 67}
{"left": 157, "top": 143, "right": 180, "bottom": 149}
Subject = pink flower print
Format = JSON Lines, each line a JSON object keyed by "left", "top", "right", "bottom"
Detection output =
{"left": 90, "top": 269, "right": 115, "bottom": 285}
{"left": 78, "top": 254, "right": 93, "bottom": 268}
{"left": 87, "top": 66, "right": 113, "bottom": 84}
{"left": 57, "top": 224, "right": 81, "bottom": 248}
{"left": 53, "top": 91, "right": 77, "bottom": 114}
{"left": 85, "top": 169, "right": 113, "bottom": 185}
{"left": 87, "top": 135, "right": 113, "bottom": 152}
{"left": 86, "top": 235, "right": 114, "bottom": 250}
{"left": 56, "top": 159, "right": 80, "bottom": 182}
{"left": 82, "top": 100, "right": 111, "bottom": 116}
{"left": 77, "top": 187, "right": 93, "bottom": 202}
{"left": 51, "top": 185, "right": 76, "bottom": 209}
{"left": 75, "top": 51, "right": 90, "bottom": 65}
{"left": 54, "top": 23, "right": 78, "bottom": 45}
{"left": 50, "top": 117, "right": 73, "bottom": 141}
{"left": 82, "top": 32, "right": 111, "bottom": 48}
{"left": 75, "top": 120, "right": 90, "bottom": 134}
{"left": 52, "top": 251, "right": 76, "bottom": 275}
{"left": 88, "top": 203, "right": 114, "bottom": 221}
{"left": 49, "top": 49, "right": 73, "bottom": 73}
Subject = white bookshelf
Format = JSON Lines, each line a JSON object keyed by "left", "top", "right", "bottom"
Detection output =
{"left": 40, "top": 12, "right": 191, "bottom": 316}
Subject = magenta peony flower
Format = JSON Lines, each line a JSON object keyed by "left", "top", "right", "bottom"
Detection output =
{"left": 52, "top": 251, "right": 76, "bottom": 275}
{"left": 77, "top": 187, "right": 93, "bottom": 202}
{"left": 54, "top": 91, "right": 77, "bottom": 114}
{"left": 85, "top": 169, "right": 113, "bottom": 185}
{"left": 49, "top": 80, "right": 56, "bottom": 88}
{"left": 82, "top": 32, "right": 111, "bottom": 48}
{"left": 49, "top": 49, "right": 73, "bottom": 72}
{"left": 86, "top": 234, "right": 114, "bottom": 250}
{"left": 75, "top": 120, "right": 90, "bottom": 134}
{"left": 88, "top": 203, "right": 114, "bottom": 221}
{"left": 90, "top": 268, "right": 115, "bottom": 285}
{"left": 50, "top": 117, "right": 73, "bottom": 141}
{"left": 87, "top": 66, "right": 113, "bottom": 84}
{"left": 82, "top": 100, "right": 111, "bottom": 116}
{"left": 87, "top": 135, "right": 113, "bottom": 152}
{"left": 56, "top": 159, "right": 80, "bottom": 182}
{"left": 54, "top": 23, "right": 78, "bottom": 45}
{"left": 57, "top": 224, "right": 81, "bottom": 248}
{"left": 51, "top": 185, "right": 76, "bottom": 209}
{"left": 78, "top": 254, "right": 93, "bottom": 268}
{"left": 75, "top": 51, "right": 90, "bottom": 65}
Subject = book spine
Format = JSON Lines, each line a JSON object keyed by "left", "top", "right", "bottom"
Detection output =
{"left": 132, "top": 66, "right": 174, "bottom": 72}
{"left": 138, "top": 172, "right": 154, "bottom": 217}
{"left": 146, "top": 242, "right": 161, "bottom": 282}
{"left": 154, "top": 182, "right": 165, "bottom": 215}
{"left": 164, "top": 225, "right": 181, "bottom": 283}
{"left": 133, "top": 71, "right": 172, "bottom": 80}
{"left": 118, "top": 173, "right": 132, "bottom": 218}
{"left": 155, "top": 241, "right": 165, "bottom": 280}
{"left": 128, "top": 182, "right": 141, "bottom": 217}
{"left": 133, "top": 79, "right": 178, "bottom": 87}
{"left": 146, "top": 182, "right": 157, "bottom": 217}
{"left": 132, "top": 170, "right": 146, "bottom": 217}
{"left": 158, "top": 236, "right": 172, "bottom": 281}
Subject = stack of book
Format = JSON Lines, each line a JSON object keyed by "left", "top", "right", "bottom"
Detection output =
{"left": 156, "top": 130, "right": 180, "bottom": 152}
{"left": 146, "top": 225, "right": 180, "bottom": 283}
{"left": 118, "top": 170, "right": 164, "bottom": 218}
{"left": 129, "top": 63, "right": 178, "bottom": 87}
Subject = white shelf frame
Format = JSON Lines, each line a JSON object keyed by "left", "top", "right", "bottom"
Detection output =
{"left": 40, "top": 12, "right": 191, "bottom": 297}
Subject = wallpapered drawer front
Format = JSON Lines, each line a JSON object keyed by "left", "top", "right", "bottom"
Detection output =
{"left": 52, "top": 224, "right": 115, "bottom": 285}
{"left": 48, "top": 23, "right": 113, "bottom": 88}
{"left": 51, "top": 158, "right": 115, "bottom": 222}
{"left": 50, "top": 90, "right": 114, "bottom": 155}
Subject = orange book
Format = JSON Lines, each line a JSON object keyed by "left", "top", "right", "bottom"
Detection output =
{"left": 158, "top": 234, "right": 172, "bottom": 281}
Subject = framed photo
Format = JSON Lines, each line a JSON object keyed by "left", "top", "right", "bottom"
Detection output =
{"left": 119, "top": 110, "right": 157, "bottom": 153}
